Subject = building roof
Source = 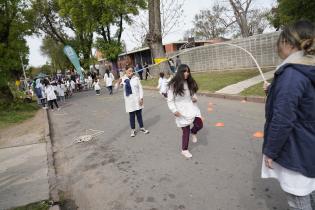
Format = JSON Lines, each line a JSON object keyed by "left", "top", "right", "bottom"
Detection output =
{"left": 119, "top": 47, "right": 150, "bottom": 56}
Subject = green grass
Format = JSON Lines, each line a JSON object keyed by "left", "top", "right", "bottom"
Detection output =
{"left": 0, "top": 101, "right": 39, "bottom": 129}
{"left": 10, "top": 200, "right": 50, "bottom": 210}
{"left": 141, "top": 69, "right": 266, "bottom": 92}
{"left": 241, "top": 79, "right": 273, "bottom": 97}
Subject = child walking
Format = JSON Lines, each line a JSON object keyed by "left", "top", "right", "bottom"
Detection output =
{"left": 116, "top": 67, "right": 149, "bottom": 137}
{"left": 43, "top": 79, "right": 60, "bottom": 111}
{"left": 167, "top": 64, "right": 203, "bottom": 158}
{"left": 57, "top": 80, "right": 65, "bottom": 103}
{"left": 157, "top": 72, "right": 168, "bottom": 98}
{"left": 93, "top": 79, "right": 101, "bottom": 95}
{"left": 104, "top": 69, "right": 115, "bottom": 95}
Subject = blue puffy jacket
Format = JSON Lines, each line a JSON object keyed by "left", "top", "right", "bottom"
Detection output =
{"left": 263, "top": 63, "right": 315, "bottom": 178}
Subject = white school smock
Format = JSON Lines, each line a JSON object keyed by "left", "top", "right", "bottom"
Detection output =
{"left": 93, "top": 82, "right": 101, "bottom": 90}
{"left": 261, "top": 156, "right": 315, "bottom": 196}
{"left": 57, "top": 84, "right": 65, "bottom": 97}
{"left": 44, "top": 85, "right": 57, "bottom": 101}
{"left": 157, "top": 78, "right": 168, "bottom": 94}
{"left": 122, "top": 75, "right": 144, "bottom": 113}
{"left": 261, "top": 51, "right": 315, "bottom": 196}
{"left": 104, "top": 73, "right": 115, "bottom": 87}
{"left": 167, "top": 82, "right": 201, "bottom": 127}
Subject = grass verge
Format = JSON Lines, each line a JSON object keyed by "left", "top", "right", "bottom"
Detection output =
{"left": 241, "top": 79, "right": 273, "bottom": 97}
{"left": 0, "top": 101, "right": 39, "bottom": 129}
{"left": 141, "top": 69, "right": 268, "bottom": 93}
{"left": 9, "top": 200, "right": 50, "bottom": 210}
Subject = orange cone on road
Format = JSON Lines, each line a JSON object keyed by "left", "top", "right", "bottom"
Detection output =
{"left": 215, "top": 122, "right": 225, "bottom": 127}
{"left": 253, "top": 131, "right": 264, "bottom": 138}
{"left": 207, "top": 107, "right": 213, "bottom": 112}
{"left": 208, "top": 102, "right": 213, "bottom": 107}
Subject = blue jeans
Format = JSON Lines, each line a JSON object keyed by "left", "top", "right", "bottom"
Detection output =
{"left": 286, "top": 192, "right": 315, "bottom": 210}
{"left": 129, "top": 109, "right": 143, "bottom": 129}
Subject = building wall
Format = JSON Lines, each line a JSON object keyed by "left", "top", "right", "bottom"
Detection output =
{"left": 163, "top": 32, "right": 282, "bottom": 73}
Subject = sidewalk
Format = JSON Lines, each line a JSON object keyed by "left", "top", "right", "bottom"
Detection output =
{"left": 215, "top": 70, "right": 275, "bottom": 95}
{"left": 0, "top": 110, "right": 57, "bottom": 210}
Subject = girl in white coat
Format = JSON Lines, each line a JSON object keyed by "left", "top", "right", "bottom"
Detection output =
{"left": 157, "top": 72, "right": 168, "bottom": 98}
{"left": 104, "top": 69, "right": 115, "bottom": 95}
{"left": 167, "top": 64, "right": 203, "bottom": 158}
{"left": 43, "top": 79, "right": 60, "bottom": 111}
{"left": 116, "top": 67, "right": 149, "bottom": 137}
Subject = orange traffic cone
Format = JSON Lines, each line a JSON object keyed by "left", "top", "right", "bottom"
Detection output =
{"left": 215, "top": 122, "right": 225, "bottom": 127}
{"left": 253, "top": 131, "right": 264, "bottom": 138}
{"left": 207, "top": 107, "right": 213, "bottom": 112}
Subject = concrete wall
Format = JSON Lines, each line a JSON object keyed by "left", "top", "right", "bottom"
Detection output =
{"left": 163, "top": 32, "right": 282, "bottom": 73}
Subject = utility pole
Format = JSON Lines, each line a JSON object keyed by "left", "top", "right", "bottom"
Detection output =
{"left": 20, "top": 54, "right": 28, "bottom": 88}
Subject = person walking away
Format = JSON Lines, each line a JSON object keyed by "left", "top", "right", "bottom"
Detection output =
{"left": 167, "top": 64, "right": 203, "bottom": 158}
{"left": 34, "top": 78, "right": 47, "bottom": 109}
{"left": 88, "top": 74, "right": 93, "bottom": 89}
{"left": 157, "top": 72, "right": 168, "bottom": 98}
{"left": 58, "top": 80, "right": 65, "bottom": 103}
{"left": 93, "top": 79, "right": 101, "bottom": 95}
{"left": 261, "top": 20, "right": 315, "bottom": 210}
{"left": 104, "top": 69, "right": 115, "bottom": 95}
{"left": 136, "top": 63, "right": 144, "bottom": 80}
{"left": 144, "top": 62, "right": 150, "bottom": 80}
{"left": 169, "top": 59, "right": 176, "bottom": 74}
{"left": 70, "top": 79, "right": 76, "bottom": 94}
{"left": 115, "top": 67, "right": 149, "bottom": 137}
{"left": 43, "top": 79, "right": 60, "bottom": 111}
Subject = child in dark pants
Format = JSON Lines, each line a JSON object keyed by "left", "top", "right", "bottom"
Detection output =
{"left": 43, "top": 79, "right": 60, "bottom": 111}
{"left": 116, "top": 68, "right": 149, "bottom": 137}
{"left": 167, "top": 64, "right": 203, "bottom": 158}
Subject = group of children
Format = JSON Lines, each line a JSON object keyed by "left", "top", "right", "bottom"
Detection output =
{"left": 92, "top": 69, "right": 115, "bottom": 96}
{"left": 118, "top": 64, "right": 202, "bottom": 158}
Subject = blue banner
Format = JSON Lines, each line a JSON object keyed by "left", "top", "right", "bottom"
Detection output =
{"left": 63, "top": 45, "right": 84, "bottom": 81}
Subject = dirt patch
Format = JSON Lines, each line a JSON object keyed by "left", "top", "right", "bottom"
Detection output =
{"left": 0, "top": 110, "right": 45, "bottom": 148}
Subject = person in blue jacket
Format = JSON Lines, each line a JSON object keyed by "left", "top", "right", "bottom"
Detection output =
{"left": 262, "top": 20, "right": 315, "bottom": 210}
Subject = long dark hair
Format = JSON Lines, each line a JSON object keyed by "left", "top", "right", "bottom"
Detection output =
{"left": 168, "top": 64, "right": 198, "bottom": 96}
{"left": 105, "top": 69, "right": 110, "bottom": 77}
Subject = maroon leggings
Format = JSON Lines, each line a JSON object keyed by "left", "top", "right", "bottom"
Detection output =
{"left": 181, "top": 117, "right": 203, "bottom": 150}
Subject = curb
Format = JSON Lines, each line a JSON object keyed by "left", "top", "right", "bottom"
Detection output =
{"left": 143, "top": 86, "right": 266, "bottom": 103}
{"left": 43, "top": 109, "right": 60, "bottom": 209}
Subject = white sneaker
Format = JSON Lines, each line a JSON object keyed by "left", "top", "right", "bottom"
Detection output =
{"left": 57, "top": 108, "right": 61, "bottom": 111}
{"left": 191, "top": 134, "right": 197, "bottom": 143}
{"left": 140, "top": 128, "right": 149, "bottom": 134}
{"left": 181, "top": 150, "right": 192, "bottom": 158}
{"left": 130, "top": 130, "right": 136, "bottom": 137}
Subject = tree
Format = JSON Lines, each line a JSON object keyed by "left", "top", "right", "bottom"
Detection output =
{"left": 127, "top": 0, "right": 185, "bottom": 48}
{"left": 191, "top": 4, "right": 235, "bottom": 40}
{"left": 30, "top": 0, "right": 68, "bottom": 44}
{"left": 0, "top": 0, "right": 32, "bottom": 104}
{"left": 228, "top": 0, "right": 252, "bottom": 37}
{"left": 40, "top": 36, "right": 71, "bottom": 73}
{"left": 91, "top": 0, "right": 146, "bottom": 74}
{"left": 269, "top": 0, "right": 315, "bottom": 29}
{"left": 146, "top": 0, "right": 170, "bottom": 73}
{"left": 187, "top": 1, "right": 270, "bottom": 40}
{"left": 31, "top": 0, "right": 94, "bottom": 71}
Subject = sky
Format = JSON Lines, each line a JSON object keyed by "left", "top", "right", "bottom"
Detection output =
{"left": 26, "top": 0, "right": 276, "bottom": 67}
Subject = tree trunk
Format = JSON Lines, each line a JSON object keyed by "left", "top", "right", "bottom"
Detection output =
{"left": 147, "top": 0, "right": 170, "bottom": 74}
{"left": 229, "top": 0, "right": 251, "bottom": 38}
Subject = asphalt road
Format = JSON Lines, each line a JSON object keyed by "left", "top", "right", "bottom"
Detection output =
{"left": 49, "top": 88, "right": 288, "bottom": 210}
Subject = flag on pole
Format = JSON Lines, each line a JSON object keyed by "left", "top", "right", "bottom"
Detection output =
{"left": 63, "top": 45, "right": 84, "bottom": 81}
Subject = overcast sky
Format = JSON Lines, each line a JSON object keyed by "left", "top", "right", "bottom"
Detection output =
{"left": 27, "top": 0, "right": 276, "bottom": 67}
